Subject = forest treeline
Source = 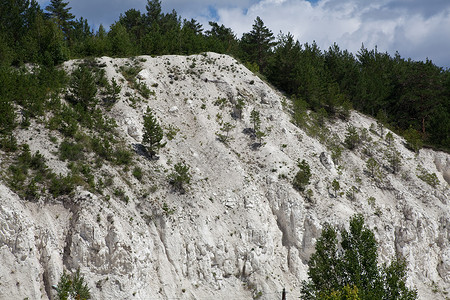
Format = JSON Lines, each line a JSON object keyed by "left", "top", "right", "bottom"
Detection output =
{"left": 1, "top": 0, "right": 449, "bottom": 151}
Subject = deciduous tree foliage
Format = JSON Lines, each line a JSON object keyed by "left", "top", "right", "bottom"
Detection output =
{"left": 302, "top": 215, "right": 417, "bottom": 300}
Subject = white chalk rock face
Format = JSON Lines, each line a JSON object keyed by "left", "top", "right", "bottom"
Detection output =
{"left": 0, "top": 53, "right": 449, "bottom": 300}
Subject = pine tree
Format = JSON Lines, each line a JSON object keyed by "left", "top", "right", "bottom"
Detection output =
{"left": 205, "top": 22, "right": 237, "bottom": 54}
{"left": 168, "top": 162, "right": 191, "bottom": 193}
{"left": 146, "top": 0, "right": 162, "bottom": 29}
{"left": 70, "top": 65, "right": 97, "bottom": 110}
{"left": 142, "top": 107, "right": 165, "bottom": 157}
{"left": 250, "top": 108, "right": 261, "bottom": 134}
{"left": 240, "top": 16, "right": 277, "bottom": 73}
{"left": 45, "top": 0, "right": 74, "bottom": 36}
{"left": 56, "top": 268, "right": 91, "bottom": 300}
{"left": 0, "top": 97, "right": 16, "bottom": 134}
{"left": 107, "top": 22, "right": 133, "bottom": 57}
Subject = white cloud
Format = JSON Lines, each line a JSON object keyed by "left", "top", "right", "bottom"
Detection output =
{"left": 216, "top": 0, "right": 450, "bottom": 67}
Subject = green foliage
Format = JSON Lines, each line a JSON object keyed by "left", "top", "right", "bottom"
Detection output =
{"left": 142, "top": 107, "right": 165, "bottom": 157}
{"left": 108, "top": 22, "right": 133, "bottom": 57}
{"left": 234, "top": 98, "right": 246, "bottom": 119}
{"left": 0, "top": 134, "right": 18, "bottom": 152}
{"left": 69, "top": 65, "right": 98, "bottom": 110}
{"left": 59, "top": 140, "right": 84, "bottom": 161}
{"left": 250, "top": 109, "right": 261, "bottom": 133}
{"left": 49, "top": 174, "right": 76, "bottom": 197}
{"left": 132, "top": 166, "right": 143, "bottom": 181}
{"left": 165, "top": 124, "right": 179, "bottom": 141}
{"left": 45, "top": 0, "right": 75, "bottom": 36}
{"left": 56, "top": 269, "right": 91, "bottom": 300}
{"left": 344, "top": 125, "right": 361, "bottom": 150}
{"left": 331, "top": 179, "right": 340, "bottom": 197}
{"left": 0, "top": 97, "right": 16, "bottom": 134}
{"left": 293, "top": 160, "right": 311, "bottom": 191}
{"left": 302, "top": 215, "right": 417, "bottom": 300}
{"left": 385, "top": 132, "right": 394, "bottom": 146}
{"left": 1, "top": 0, "right": 448, "bottom": 152}
{"left": 91, "top": 136, "right": 113, "bottom": 160}
{"left": 384, "top": 147, "right": 402, "bottom": 174}
{"left": 104, "top": 78, "right": 121, "bottom": 106}
{"left": 113, "top": 148, "right": 133, "bottom": 165}
{"left": 216, "top": 122, "right": 235, "bottom": 144}
{"left": 249, "top": 108, "right": 265, "bottom": 144}
{"left": 416, "top": 165, "right": 440, "bottom": 188}
{"left": 240, "top": 16, "right": 277, "bottom": 73}
{"left": 366, "top": 158, "right": 379, "bottom": 177}
{"left": 168, "top": 162, "right": 191, "bottom": 193}
{"left": 403, "top": 126, "right": 423, "bottom": 153}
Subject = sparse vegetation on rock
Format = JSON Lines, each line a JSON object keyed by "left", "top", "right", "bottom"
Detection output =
{"left": 168, "top": 162, "right": 191, "bottom": 193}
{"left": 293, "top": 159, "right": 311, "bottom": 192}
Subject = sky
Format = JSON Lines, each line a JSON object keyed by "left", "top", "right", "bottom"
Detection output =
{"left": 37, "top": 0, "right": 450, "bottom": 68}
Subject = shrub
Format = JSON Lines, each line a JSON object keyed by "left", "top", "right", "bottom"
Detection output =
{"left": 168, "top": 162, "right": 191, "bottom": 193}
{"left": 216, "top": 122, "right": 235, "bottom": 144}
{"left": 344, "top": 125, "right": 360, "bottom": 150}
{"left": 114, "top": 148, "right": 132, "bottom": 165}
{"left": 136, "top": 82, "right": 151, "bottom": 99}
{"left": 366, "top": 157, "right": 379, "bottom": 177}
{"left": 416, "top": 165, "right": 440, "bottom": 188}
{"left": 49, "top": 174, "right": 76, "bottom": 197}
{"left": 0, "top": 98, "right": 16, "bottom": 134}
{"left": 104, "top": 78, "right": 121, "bottom": 106}
{"left": 385, "top": 131, "right": 394, "bottom": 146}
{"left": 165, "top": 124, "right": 179, "bottom": 141}
{"left": 293, "top": 160, "right": 311, "bottom": 191}
{"left": 132, "top": 166, "right": 143, "bottom": 181}
{"left": 0, "top": 134, "right": 18, "bottom": 152}
{"left": 250, "top": 109, "right": 261, "bottom": 134}
{"left": 91, "top": 136, "right": 113, "bottom": 160}
{"left": 331, "top": 179, "right": 340, "bottom": 197}
{"left": 59, "top": 140, "right": 84, "bottom": 161}
{"left": 56, "top": 269, "right": 91, "bottom": 300}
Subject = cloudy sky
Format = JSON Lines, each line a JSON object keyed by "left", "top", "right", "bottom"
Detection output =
{"left": 37, "top": 0, "right": 450, "bottom": 68}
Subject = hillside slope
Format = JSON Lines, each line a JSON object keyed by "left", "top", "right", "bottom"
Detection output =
{"left": 1, "top": 53, "right": 449, "bottom": 299}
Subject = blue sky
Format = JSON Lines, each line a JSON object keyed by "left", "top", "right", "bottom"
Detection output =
{"left": 37, "top": 0, "right": 450, "bottom": 68}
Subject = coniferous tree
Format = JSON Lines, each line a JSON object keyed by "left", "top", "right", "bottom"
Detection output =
{"left": 250, "top": 108, "right": 261, "bottom": 134}
{"left": 92, "top": 24, "right": 108, "bottom": 55}
{"left": 267, "top": 32, "right": 302, "bottom": 95}
{"left": 119, "top": 8, "right": 145, "bottom": 46}
{"left": 70, "top": 65, "right": 97, "bottom": 110}
{"left": 0, "top": 97, "right": 16, "bottom": 134}
{"left": 205, "top": 22, "right": 237, "bottom": 54}
{"left": 142, "top": 107, "right": 165, "bottom": 157}
{"left": 45, "top": 0, "right": 74, "bottom": 37}
{"left": 146, "top": 0, "right": 162, "bottom": 29}
{"left": 168, "top": 162, "right": 191, "bottom": 193}
{"left": 108, "top": 22, "right": 133, "bottom": 57}
{"left": 240, "top": 16, "right": 277, "bottom": 73}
